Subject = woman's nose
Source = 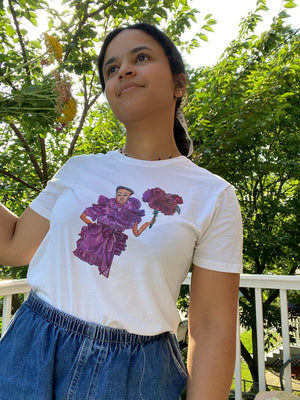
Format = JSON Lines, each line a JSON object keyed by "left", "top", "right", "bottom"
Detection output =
{"left": 118, "top": 63, "right": 135, "bottom": 79}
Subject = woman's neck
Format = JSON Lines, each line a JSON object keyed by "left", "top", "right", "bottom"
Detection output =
{"left": 123, "top": 130, "right": 181, "bottom": 161}
{"left": 123, "top": 114, "right": 180, "bottom": 161}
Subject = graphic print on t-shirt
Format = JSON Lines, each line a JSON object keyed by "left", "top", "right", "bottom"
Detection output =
{"left": 73, "top": 186, "right": 183, "bottom": 278}
{"left": 142, "top": 187, "right": 183, "bottom": 223}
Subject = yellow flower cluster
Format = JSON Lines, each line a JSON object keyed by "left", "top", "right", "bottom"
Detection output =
{"left": 57, "top": 97, "right": 77, "bottom": 124}
{"left": 43, "top": 33, "right": 63, "bottom": 64}
{"left": 41, "top": 33, "right": 77, "bottom": 127}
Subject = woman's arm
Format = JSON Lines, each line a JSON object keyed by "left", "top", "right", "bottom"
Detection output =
{"left": 132, "top": 216, "right": 156, "bottom": 237}
{"left": 0, "top": 203, "right": 49, "bottom": 266}
{"left": 186, "top": 265, "right": 240, "bottom": 400}
{"left": 80, "top": 212, "right": 94, "bottom": 224}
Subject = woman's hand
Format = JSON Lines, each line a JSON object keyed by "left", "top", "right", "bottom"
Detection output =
{"left": 150, "top": 215, "right": 156, "bottom": 226}
{"left": 80, "top": 212, "right": 94, "bottom": 224}
{"left": 132, "top": 218, "right": 154, "bottom": 237}
{"left": 0, "top": 204, "right": 49, "bottom": 266}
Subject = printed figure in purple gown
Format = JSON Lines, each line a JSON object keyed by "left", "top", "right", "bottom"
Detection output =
{"left": 73, "top": 186, "right": 155, "bottom": 278}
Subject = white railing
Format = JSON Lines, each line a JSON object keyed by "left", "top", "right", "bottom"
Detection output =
{"left": 1, "top": 274, "right": 300, "bottom": 398}
{"left": 183, "top": 273, "right": 300, "bottom": 398}
{"left": 0, "top": 279, "right": 30, "bottom": 333}
{"left": 237, "top": 274, "right": 300, "bottom": 397}
{"left": 291, "top": 317, "right": 300, "bottom": 346}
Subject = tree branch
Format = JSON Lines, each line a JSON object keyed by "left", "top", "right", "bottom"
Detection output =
{"left": 63, "top": 0, "right": 120, "bottom": 61}
{"left": 0, "top": 64, "right": 18, "bottom": 90}
{"left": 240, "top": 340, "right": 258, "bottom": 383}
{"left": 67, "top": 91, "right": 102, "bottom": 157}
{"left": 9, "top": 123, "right": 44, "bottom": 182}
{"left": 38, "top": 135, "right": 48, "bottom": 185}
{"left": 8, "top": 0, "right": 31, "bottom": 83}
{"left": 288, "top": 264, "right": 298, "bottom": 275}
{"left": 86, "top": 0, "right": 120, "bottom": 19}
{"left": 240, "top": 287, "right": 252, "bottom": 302}
{"left": 0, "top": 168, "right": 39, "bottom": 192}
{"left": 68, "top": 70, "right": 102, "bottom": 157}
{"left": 265, "top": 289, "right": 279, "bottom": 307}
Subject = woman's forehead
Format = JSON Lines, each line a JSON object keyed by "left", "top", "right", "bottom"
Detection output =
{"left": 103, "top": 29, "right": 164, "bottom": 62}
{"left": 117, "top": 188, "right": 130, "bottom": 194}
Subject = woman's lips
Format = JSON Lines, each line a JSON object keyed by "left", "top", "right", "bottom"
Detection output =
{"left": 118, "top": 83, "right": 143, "bottom": 96}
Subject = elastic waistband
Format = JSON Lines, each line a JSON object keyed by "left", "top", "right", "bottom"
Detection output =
{"left": 26, "top": 291, "right": 168, "bottom": 344}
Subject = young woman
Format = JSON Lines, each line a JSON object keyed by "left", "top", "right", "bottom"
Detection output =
{"left": 0, "top": 23, "right": 243, "bottom": 400}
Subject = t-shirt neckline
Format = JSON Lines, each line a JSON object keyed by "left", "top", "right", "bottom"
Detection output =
{"left": 109, "top": 149, "right": 187, "bottom": 167}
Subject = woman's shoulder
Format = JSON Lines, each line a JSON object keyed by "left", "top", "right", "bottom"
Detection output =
{"left": 183, "top": 158, "right": 231, "bottom": 188}
{"left": 66, "top": 150, "right": 115, "bottom": 163}
{"left": 49, "top": 152, "right": 116, "bottom": 183}
{"left": 60, "top": 151, "right": 117, "bottom": 170}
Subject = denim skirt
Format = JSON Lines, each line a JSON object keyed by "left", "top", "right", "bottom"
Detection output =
{"left": 0, "top": 291, "right": 187, "bottom": 400}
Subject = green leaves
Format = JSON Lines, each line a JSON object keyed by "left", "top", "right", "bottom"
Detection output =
{"left": 5, "top": 23, "right": 15, "bottom": 37}
{"left": 185, "top": 12, "right": 299, "bottom": 379}
{"left": 197, "top": 32, "right": 208, "bottom": 42}
{"left": 186, "top": 13, "right": 299, "bottom": 379}
{"left": 284, "top": 0, "right": 297, "bottom": 9}
{"left": 202, "top": 14, "right": 217, "bottom": 32}
{"left": 185, "top": 11, "right": 299, "bottom": 278}
{"left": 0, "top": 0, "right": 204, "bottom": 209}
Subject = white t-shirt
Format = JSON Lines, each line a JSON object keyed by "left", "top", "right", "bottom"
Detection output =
{"left": 28, "top": 150, "right": 243, "bottom": 335}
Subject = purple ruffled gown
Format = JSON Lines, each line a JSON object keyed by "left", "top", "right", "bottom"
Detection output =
{"left": 73, "top": 195, "right": 145, "bottom": 278}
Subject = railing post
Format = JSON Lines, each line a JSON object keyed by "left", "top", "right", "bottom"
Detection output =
{"left": 2, "top": 295, "right": 12, "bottom": 337}
{"left": 280, "top": 288, "right": 292, "bottom": 392}
{"left": 234, "top": 305, "right": 242, "bottom": 400}
{"left": 255, "top": 287, "right": 266, "bottom": 391}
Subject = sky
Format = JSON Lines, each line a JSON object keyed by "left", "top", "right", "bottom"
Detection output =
{"left": 26, "top": 0, "right": 299, "bottom": 68}
{"left": 183, "top": 0, "right": 300, "bottom": 67}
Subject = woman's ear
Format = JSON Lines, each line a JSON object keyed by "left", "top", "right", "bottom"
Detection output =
{"left": 174, "top": 73, "right": 187, "bottom": 97}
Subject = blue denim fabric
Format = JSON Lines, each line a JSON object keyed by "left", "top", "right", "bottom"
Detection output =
{"left": 0, "top": 291, "right": 186, "bottom": 399}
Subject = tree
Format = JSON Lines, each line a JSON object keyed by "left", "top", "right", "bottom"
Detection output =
{"left": 0, "top": 0, "right": 215, "bottom": 279}
{"left": 184, "top": 0, "right": 299, "bottom": 390}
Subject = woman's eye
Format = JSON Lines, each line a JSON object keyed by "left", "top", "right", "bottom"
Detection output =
{"left": 137, "top": 54, "right": 149, "bottom": 63}
{"left": 107, "top": 65, "right": 118, "bottom": 77}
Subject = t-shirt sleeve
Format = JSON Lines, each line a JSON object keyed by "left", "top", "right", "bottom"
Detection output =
{"left": 192, "top": 185, "right": 243, "bottom": 273}
{"left": 29, "top": 161, "right": 71, "bottom": 220}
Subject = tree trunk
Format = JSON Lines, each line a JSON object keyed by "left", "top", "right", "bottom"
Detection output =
{"left": 240, "top": 340, "right": 259, "bottom": 385}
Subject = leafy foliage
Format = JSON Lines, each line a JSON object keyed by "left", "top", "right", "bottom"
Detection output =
{"left": 184, "top": 0, "right": 299, "bottom": 388}
{"left": 0, "top": 0, "right": 206, "bottom": 189}
{"left": 0, "top": 0, "right": 205, "bottom": 279}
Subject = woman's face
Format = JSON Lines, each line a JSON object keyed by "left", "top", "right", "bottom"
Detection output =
{"left": 116, "top": 188, "right": 132, "bottom": 205}
{"left": 102, "top": 29, "right": 179, "bottom": 125}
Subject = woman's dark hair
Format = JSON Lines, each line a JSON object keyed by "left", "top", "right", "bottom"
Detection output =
{"left": 98, "top": 23, "right": 191, "bottom": 157}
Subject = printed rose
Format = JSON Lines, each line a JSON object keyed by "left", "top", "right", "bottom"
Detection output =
{"left": 142, "top": 188, "right": 183, "bottom": 227}
{"left": 149, "top": 195, "right": 178, "bottom": 215}
{"left": 171, "top": 194, "right": 183, "bottom": 205}
{"left": 142, "top": 187, "right": 164, "bottom": 202}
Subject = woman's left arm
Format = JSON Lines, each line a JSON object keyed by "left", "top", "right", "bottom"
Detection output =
{"left": 186, "top": 265, "right": 240, "bottom": 400}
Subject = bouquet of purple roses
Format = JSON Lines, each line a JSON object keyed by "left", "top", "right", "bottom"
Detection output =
{"left": 142, "top": 187, "right": 183, "bottom": 228}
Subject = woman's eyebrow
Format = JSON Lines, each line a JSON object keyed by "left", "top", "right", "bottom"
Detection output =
{"left": 131, "top": 45, "right": 153, "bottom": 54}
{"left": 104, "top": 46, "right": 153, "bottom": 69}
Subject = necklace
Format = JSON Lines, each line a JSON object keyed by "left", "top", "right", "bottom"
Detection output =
{"left": 119, "top": 147, "right": 177, "bottom": 160}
